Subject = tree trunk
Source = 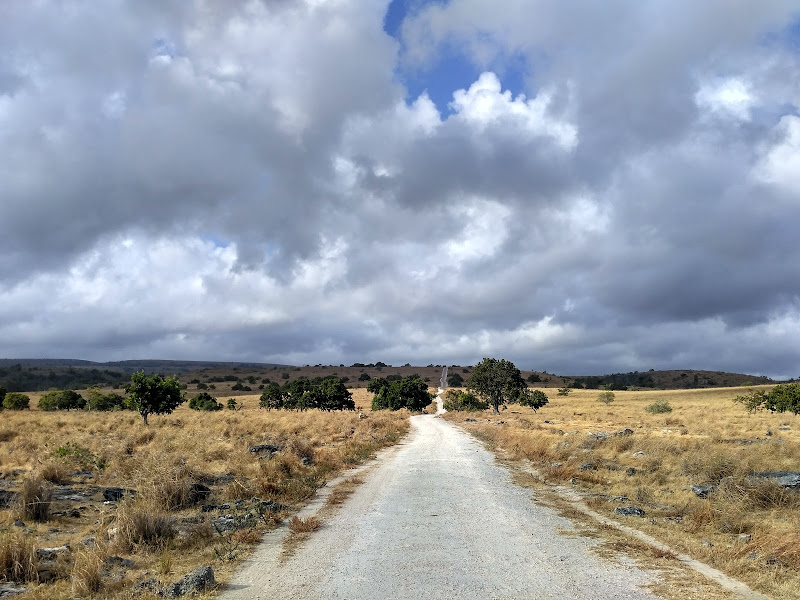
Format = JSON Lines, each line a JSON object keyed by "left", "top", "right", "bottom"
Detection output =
{"left": 140, "top": 411, "right": 149, "bottom": 425}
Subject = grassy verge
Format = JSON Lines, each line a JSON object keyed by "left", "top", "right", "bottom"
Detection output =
{"left": 444, "top": 386, "right": 799, "bottom": 600}
{"left": 0, "top": 390, "right": 408, "bottom": 599}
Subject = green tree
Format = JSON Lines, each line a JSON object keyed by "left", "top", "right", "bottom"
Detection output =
{"left": 358, "top": 372, "right": 371, "bottom": 382}
{"left": 597, "top": 390, "right": 615, "bottom": 405}
{"left": 38, "top": 389, "right": 86, "bottom": 411}
{"left": 259, "top": 382, "right": 284, "bottom": 410}
{"left": 447, "top": 372, "right": 464, "bottom": 387}
{"left": 189, "top": 391, "right": 223, "bottom": 411}
{"left": 125, "top": 371, "right": 184, "bottom": 424}
{"left": 312, "top": 377, "right": 355, "bottom": 411}
{"left": 466, "top": 358, "right": 528, "bottom": 414}
{"left": 526, "top": 373, "right": 541, "bottom": 383}
{"left": 86, "top": 387, "right": 127, "bottom": 411}
{"left": 370, "top": 376, "right": 434, "bottom": 411}
{"left": 0, "top": 385, "right": 6, "bottom": 409}
{"left": 3, "top": 392, "right": 30, "bottom": 410}
{"left": 519, "top": 389, "right": 549, "bottom": 412}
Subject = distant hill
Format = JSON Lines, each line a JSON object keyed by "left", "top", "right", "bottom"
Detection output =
{"left": 0, "top": 359, "right": 289, "bottom": 392}
{"left": 0, "top": 359, "right": 778, "bottom": 394}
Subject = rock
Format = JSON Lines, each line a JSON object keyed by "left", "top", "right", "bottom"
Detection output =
{"left": 765, "top": 429, "right": 773, "bottom": 437}
{"left": 170, "top": 566, "right": 215, "bottom": 597}
{"left": 614, "top": 428, "right": 634, "bottom": 437}
{"left": 690, "top": 484, "right": 717, "bottom": 498}
{"left": 0, "top": 490, "right": 17, "bottom": 508}
{"left": 736, "top": 533, "right": 752, "bottom": 543}
{"left": 248, "top": 444, "right": 281, "bottom": 456}
{"left": 103, "top": 487, "right": 136, "bottom": 502}
{"left": 615, "top": 506, "right": 645, "bottom": 517}
{"left": 35, "top": 546, "right": 70, "bottom": 561}
{"left": 588, "top": 432, "right": 610, "bottom": 442}
{"left": 778, "top": 426, "right": 791, "bottom": 431}
{"left": 12, "top": 520, "right": 25, "bottom": 528}
{"left": 105, "top": 555, "right": 135, "bottom": 568}
{"left": 543, "top": 420, "right": 554, "bottom": 424}
{"left": 0, "top": 583, "right": 28, "bottom": 597}
{"left": 201, "top": 503, "right": 231, "bottom": 512}
{"left": 358, "top": 412, "right": 367, "bottom": 419}
{"left": 301, "top": 456, "right": 313, "bottom": 466}
{"left": 632, "top": 451, "right": 645, "bottom": 458}
{"left": 702, "top": 540, "right": 714, "bottom": 547}
{"left": 579, "top": 463, "right": 596, "bottom": 472}
{"left": 625, "top": 467, "right": 638, "bottom": 476}
{"left": 464, "top": 418, "right": 477, "bottom": 423}
{"left": 747, "top": 471, "right": 800, "bottom": 489}
{"left": 187, "top": 483, "right": 212, "bottom": 505}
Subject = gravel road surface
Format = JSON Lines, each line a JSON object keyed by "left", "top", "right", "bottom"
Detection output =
{"left": 220, "top": 412, "right": 665, "bottom": 600}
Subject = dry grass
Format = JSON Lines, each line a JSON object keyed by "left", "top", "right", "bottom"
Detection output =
{"left": 0, "top": 532, "right": 38, "bottom": 583}
{"left": 445, "top": 385, "right": 800, "bottom": 600}
{"left": 287, "top": 516, "right": 321, "bottom": 533}
{"left": 0, "top": 395, "right": 409, "bottom": 598}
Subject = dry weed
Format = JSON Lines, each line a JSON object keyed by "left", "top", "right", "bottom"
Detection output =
{"left": 288, "top": 515, "right": 321, "bottom": 533}
{"left": 71, "top": 548, "right": 104, "bottom": 596}
{"left": 0, "top": 532, "right": 38, "bottom": 583}
{"left": 16, "top": 475, "right": 53, "bottom": 522}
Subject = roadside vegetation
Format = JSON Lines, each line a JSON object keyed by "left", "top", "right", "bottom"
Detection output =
{"left": 0, "top": 383, "right": 407, "bottom": 599}
{"left": 444, "top": 386, "right": 800, "bottom": 600}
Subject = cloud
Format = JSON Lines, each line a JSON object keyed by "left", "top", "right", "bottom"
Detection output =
{"left": 1, "top": 1, "right": 800, "bottom": 378}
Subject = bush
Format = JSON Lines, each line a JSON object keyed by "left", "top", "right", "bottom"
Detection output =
{"left": 446, "top": 373, "right": 464, "bottom": 387}
{"left": 645, "top": 401, "right": 673, "bottom": 414}
{"left": 519, "top": 389, "right": 549, "bottom": 412}
{"left": 3, "top": 392, "right": 30, "bottom": 410}
{"left": 557, "top": 388, "right": 571, "bottom": 396}
{"left": 189, "top": 392, "right": 223, "bottom": 411}
{"left": 113, "top": 500, "right": 175, "bottom": 551}
{"left": 358, "top": 373, "right": 371, "bottom": 382}
{"left": 231, "top": 382, "right": 252, "bottom": 391}
{"left": 442, "top": 389, "right": 488, "bottom": 411}
{"left": 52, "top": 442, "right": 106, "bottom": 471}
{"left": 526, "top": 373, "right": 541, "bottom": 383}
{"left": 38, "top": 389, "right": 85, "bottom": 411}
{"left": 734, "top": 383, "right": 800, "bottom": 415}
{"left": 86, "top": 387, "right": 127, "bottom": 411}
{"left": 597, "top": 391, "right": 615, "bottom": 405}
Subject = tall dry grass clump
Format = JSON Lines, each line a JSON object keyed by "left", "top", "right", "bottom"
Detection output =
{"left": 16, "top": 475, "right": 53, "bottom": 522}
{"left": 0, "top": 533, "right": 38, "bottom": 583}
{"left": 71, "top": 548, "right": 104, "bottom": 597}
{"left": 111, "top": 499, "right": 175, "bottom": 552}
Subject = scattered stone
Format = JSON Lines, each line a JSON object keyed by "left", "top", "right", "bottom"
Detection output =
{"left": 702, "top": 540, "right": 714, "bottom": 548}
{"left": 248, "top": 444, "right": 281, "bottom": 457}
{"left": 611, "top": 496, "right": 630, "bottom": 503}
{"left": 493, "top": 421, "right": 505, "bottom": 425}
{"left": 746, "top": 552, "right": 760, "bottom": 561}
{"left": 615, "top": 506, "right": 646, "bottom": 517}
{"left": 201, "top": 503, "right": 231, "bottom": 512}
{"left": 12, "top": 520, "right": 25, "bottom": 528}
{"left": 625, "top": 467, "right": 637, "bottom": 476}
{"left": 80, "top": 536, "right": 96, "bottom": 548}
{"left": 301, "top": 456, "right": 313, "bottom": 466}
{"left": 464, "top": 418, "right": 477, "bottom": 423}
{"left": 747, "top": 471, "right": 800, "bottom": 489}
{"left": 105, "top": 555, "right": 135, "bottom": 568}
{"left": 579, "top": 463, "right": 596, "bottom": 472}
{"left": 35, "top": 546, "right": 70, "bottom": 561}
{"left": 632, "top": 451, "right": 645, "bottom": 458}
{"left": 587, "top": 432, "right": 610, "bottom": 442}
{"left": 778, "top": 426, "right": 791, "bottom": 431}
{"left": 690, "top": 484, "right": 717, "bottom": 499}
{"left": 614, "top": 428, "right": 634, "bottom": 437}
{"left": 358, "top": 412, "right": 367, "bottom": 419}
{"left": 0, "top": 583, "right": 28, "bottom": 598}
{"left": 765, "top": 430, "right": 773, "bottom": 437}
{"left": 543, "top": 420, "right": 554, "bottom": 424}
{"left": 103, "top": 487, "right": 136, "bottom": 502}
{"left": 164, "top": 566, "right": 216, "bottom": 598}
{"left": 187, "top": 483, "right": 212, "bottom": 505}
{"left": 0, "top": 490, "right": 17, "bottom": 508}
{"left": 736, "top": 534, "right": 752, "bottom": 543}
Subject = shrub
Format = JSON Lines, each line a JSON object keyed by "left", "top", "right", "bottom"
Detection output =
{"left": 597, "top": 391, "right": 615, "bottom": 405}
{"left": 645, "top": 401, "right": 673, "bottom": 414}
{"left": 446, "top": 372, "right": 464, "bottom": 387}
{"left": 52, "top": 442, "right": 106, "bottom": 471}
{"left": 231, "top": 382, "right": 252, "bottom": 392}
{"left": 38, "top": 389, "right": 85, "bottom": 411}
{"left": 526, "top": 373, "right": 541, "bottom": 383}
{"left": 442, "top": 389, "right": 488, "bottom": 411}
{"left": 189, "top": 392, "right": 223, "bottom": 411}
{"left": 358, "top": 373, "right": 371, "bottom": 382}
{"left": 519, "top": 389, "right": 549, "bottom": 412}
{"left": 3, "top": 392, "right": 30, "bottom": 410}
{"left": 557, "top": 388, "right": 571, "bottom": 396}
{"left": 86, "top": 387, "right": 127, "bottom": 411}
{"left": 227, "top": 398, "right": 239, "bottom": 410}
{"left": 288, "top": 516, "right": 321, "bottom": 533}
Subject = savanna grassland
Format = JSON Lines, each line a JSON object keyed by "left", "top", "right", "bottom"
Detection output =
{"left": 445, "top": 386, "right": 800, "bottom": 600}
{"left": 0, "top": 388, "right": 408, "bottom": 599}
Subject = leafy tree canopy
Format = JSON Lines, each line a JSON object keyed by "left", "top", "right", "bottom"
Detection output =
{"left": 466, "top": 358, "right": 528, "bottom": 413}
{"left": 125, "top": 371, "right": 184, "bottom": 424}
{"left": 371, "top": 375, "right": 435, "bottom": 411}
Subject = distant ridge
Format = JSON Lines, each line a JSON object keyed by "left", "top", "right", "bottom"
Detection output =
{"left": 0, "top": 358, "right": 290, "bottom": 374}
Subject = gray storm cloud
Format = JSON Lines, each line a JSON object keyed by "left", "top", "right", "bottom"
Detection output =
{"left": 1, "top": 0, "right": 799, "bottom": 378}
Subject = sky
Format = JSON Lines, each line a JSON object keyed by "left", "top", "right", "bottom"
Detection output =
{"left": 2, "top": 1, "right": 800, "bottom": 378}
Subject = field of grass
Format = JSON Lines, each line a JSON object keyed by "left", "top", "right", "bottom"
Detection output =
{"left": 444, "top": 386, "right": 800, "bottom": 599}
{"left": 0, "top": 389, "right": 408, "bottom": 598}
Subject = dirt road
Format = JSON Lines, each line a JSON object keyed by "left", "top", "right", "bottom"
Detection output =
{"left": 220, "top": 413, "right": 666, "bottom": 599}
